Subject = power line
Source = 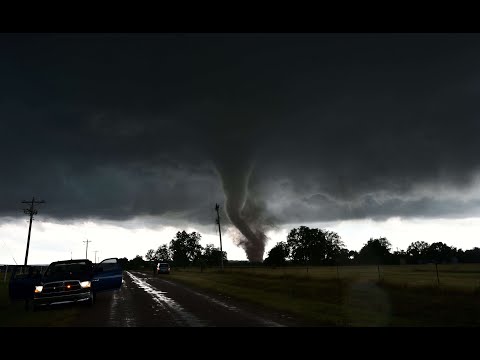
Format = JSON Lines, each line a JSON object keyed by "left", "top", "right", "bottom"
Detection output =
{"left": 21, "top": 196, "right": 45, "bottom": 265}
{"left": 1, "top": 238, "right": 18, "bottom": 265}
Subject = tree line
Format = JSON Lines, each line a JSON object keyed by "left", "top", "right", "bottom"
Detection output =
{"left": 117, "top": 226, "right": 480, "bottom": 269}
{"left": 264, "top": 226, "right": 480, "bottom": 267}
{"left": 144, "top": 230, "right": 227, "bottom": 268}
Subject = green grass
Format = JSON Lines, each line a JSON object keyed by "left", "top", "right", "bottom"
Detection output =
{"left": 164, "top": 264, "right": 480, "bottom": 326}
{"left": 3, "top": 263, "right": 479, "bottom": 326}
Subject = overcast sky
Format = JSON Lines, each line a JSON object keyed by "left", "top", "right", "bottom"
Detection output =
{"left": 2, "top": 33, "right": 480, "bottom": 264}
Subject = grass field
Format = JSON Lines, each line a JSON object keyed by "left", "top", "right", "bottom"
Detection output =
{"left": 167, "top": 263, "right": 480, "bottom": 326}
{"left": 2, "top": 264, "right": 479, "bottom": 326}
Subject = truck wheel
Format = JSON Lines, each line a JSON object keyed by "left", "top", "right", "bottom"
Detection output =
{"left": 87, "top": 292, "right": 96, "bottom": 307}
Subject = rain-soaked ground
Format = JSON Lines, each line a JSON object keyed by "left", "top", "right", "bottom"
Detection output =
{"left": 68, "top": 271, "right": 305, "bottom": 327}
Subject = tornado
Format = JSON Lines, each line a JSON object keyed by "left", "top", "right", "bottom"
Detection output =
{"left": 214, "top": 156, "right": 267, "bottom": 262}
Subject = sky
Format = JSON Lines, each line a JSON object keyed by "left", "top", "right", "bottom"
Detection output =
{"left": 1, "top": 33, "right": 480, "bottom": 264}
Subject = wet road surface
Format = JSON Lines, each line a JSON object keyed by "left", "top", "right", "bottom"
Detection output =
{"left": 69, "top": 271, "right": 302, "bottom": 327}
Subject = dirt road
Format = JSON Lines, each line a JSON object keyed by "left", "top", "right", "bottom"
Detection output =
{"left": 69, "top": 271, "right": 302, "bottom": 327}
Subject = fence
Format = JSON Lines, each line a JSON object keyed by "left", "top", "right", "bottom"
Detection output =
{"left": 0, "top": 264, "right": 47, "bottom": 282}
{"left": 174, "top": 263, "right": 480, "bottom": 291}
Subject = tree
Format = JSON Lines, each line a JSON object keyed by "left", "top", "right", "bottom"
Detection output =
{"left": 202, "top": 244, "right": 227, "bottom": 267}
{"left": 145, "top": 249, "right": 156, "bottom": 262}
{"left": 146, "top": 245, "right": 172, "bottom": 265}
{"left": 460, "top": 247, "right": 480, "bottom": 263}
{"left": 129, "top": 255, "right": 147, "bottom": 269}
{"left": 424, "top": 242, "right": 456, "bottom": 264}
{"left": 286, "top": 226, "right": 345, "bottom": 266}
{"left": 392, "top": 249, "right": 408, "bottom": 265}
{"left": 335, "top": 248, "right": 353, "bottom": 265}
{"left": 155, "top": 244, "right": 172, "bottom": 262}
{"left": 406, "top": 241, "right": 429, "bottom": 264}
{"left": 169, "top": 230, "right": 203, "bottom": 267}
{"left": 287, "top": 226, "right": 319, "bottom": 265}
{"left": 357, "top": 237, "right": 392, "bottom": 265}
{"left": 118, "top": 257, "right": 129, "bottom": 270}
{"left": 348, "top": 250, "right": 358, "bottom": 263}
{"left": 324, "top": 230, "right": 345, "bottom": 265}
{"left": 264, "top": 241, "right": 290, "bottom": 267}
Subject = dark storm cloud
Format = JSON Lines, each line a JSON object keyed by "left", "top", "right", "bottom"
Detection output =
{"left": 273, "top": 192, "right": 480, "bottom": 223}
{"left": 2, "top": 34, "right": 480, "bottom": 256}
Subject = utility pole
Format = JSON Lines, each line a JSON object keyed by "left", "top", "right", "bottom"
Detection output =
{"left": 94, "top": 250, "right": 99, "bottom": 264}
{"left": 215, "top": 203, "right": 224, "bottom": 271}
{"left": 83, "top": 239, "right": 91, "bottom": 260}
{"left": 21, "top": 196, "right": 45, "bottom": 265}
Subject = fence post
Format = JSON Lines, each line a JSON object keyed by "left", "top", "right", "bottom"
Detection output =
{"left": 336, "top": 263, "right": 342, "bottom": 299}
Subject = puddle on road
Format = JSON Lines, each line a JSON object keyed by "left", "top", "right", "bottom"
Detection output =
{"left": 152, "top": 279, "right": 284, "bottom": 327}
{"left": 109, "top": 287, "right": 136, "bottom": 327}
{"left": 126, "top": 271, "right": 206, "bottom": 327}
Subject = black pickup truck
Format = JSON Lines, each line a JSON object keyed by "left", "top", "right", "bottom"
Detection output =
{"left": 9, "top": 258, "right": 123, "bottom": 311}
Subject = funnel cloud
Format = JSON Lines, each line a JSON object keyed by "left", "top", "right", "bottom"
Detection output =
{"left": 214, "top": 152, "right": 268, "bottom": 261}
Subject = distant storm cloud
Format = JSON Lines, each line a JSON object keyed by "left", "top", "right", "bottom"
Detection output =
{"left": 2, "top": 33, "right": 480, "bottom": 259}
